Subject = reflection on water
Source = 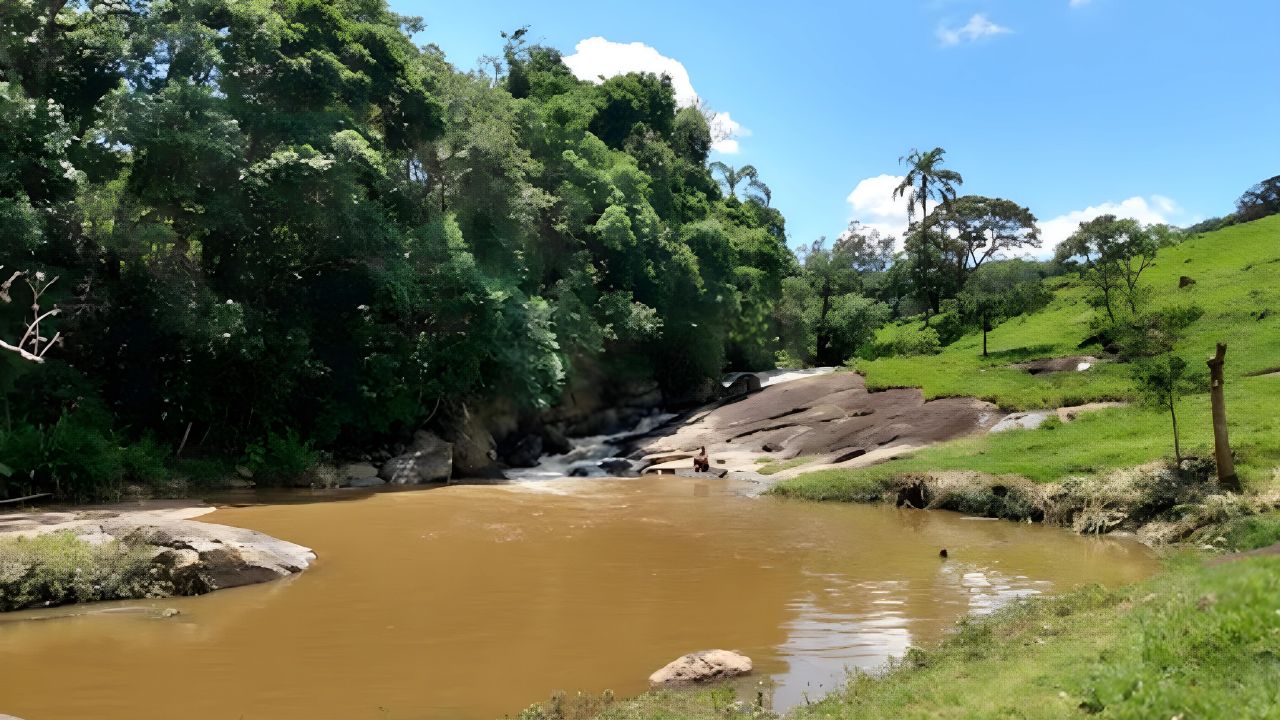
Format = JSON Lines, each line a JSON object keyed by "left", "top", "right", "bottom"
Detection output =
{"left": 0, "top": 477, "right": 1157, "bottom": 720}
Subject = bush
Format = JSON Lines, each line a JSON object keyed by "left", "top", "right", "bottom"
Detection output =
{"left": 886, "top": 326, "right": 941, "bottom": 357}
{"left": 247, "top": 431, "right": 319, "bottom": 485}
{"left": 0, "top": 532, "right": 168, "bottom": 611}
{"left": 0, "top": 413, "right": 174, "bottom": 502}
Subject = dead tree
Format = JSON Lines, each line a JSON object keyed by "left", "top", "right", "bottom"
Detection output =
{"left": 0, "top": 267, "right": 62, "bottom": 362}
{"left": 1206, "top": 343, "right": 1240, "bottom": 491}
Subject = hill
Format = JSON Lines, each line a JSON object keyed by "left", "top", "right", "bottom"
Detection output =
{"left": 781, "top": 215, "right": 1280, "bottom": 494}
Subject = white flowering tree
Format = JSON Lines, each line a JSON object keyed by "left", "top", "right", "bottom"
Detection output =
{"left": 0, "top": 267, "right": 60, "bottom": 362}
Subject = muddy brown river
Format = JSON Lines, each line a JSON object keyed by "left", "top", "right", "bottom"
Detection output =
{"left": 0, "top": 477, "right": 1157, "bottom": 719}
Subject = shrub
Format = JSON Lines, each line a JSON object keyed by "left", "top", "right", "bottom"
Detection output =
{"left": 0, "top": 414, "right": 174, "bottom": 501}
{"left": 886, "top": 326, "right": 941, "bottom": 357}
{"left": 0, "top": 532, "right": 168, "bottom": 611}
{"left": 249, "top": 431, "right": 319, "bottom": 485}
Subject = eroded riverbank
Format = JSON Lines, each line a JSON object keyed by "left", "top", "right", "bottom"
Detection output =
{"left": 0, "top": 477, "right": 1156, "bottom": 720}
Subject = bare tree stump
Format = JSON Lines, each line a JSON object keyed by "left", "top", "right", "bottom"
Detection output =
{"left": 1206, "top": 343, "right": 1240, "bottom": 492}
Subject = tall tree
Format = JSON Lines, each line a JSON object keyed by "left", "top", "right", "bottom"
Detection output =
{"left": 709, "top": 162, "right": 767, "bottom": 201}
{"left": 1235, "top": 174, "right": 1280, "bottom": 224}
{"left": 893, "top": 147, "right": 963, "bottom": 317}
{"left": 1056, "top": 215, "right": 1171, "bottom": 322}
{"left": 932, "top": 195, "right": 1040, "bottom": 287}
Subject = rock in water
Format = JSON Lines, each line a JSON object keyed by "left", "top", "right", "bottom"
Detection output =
{"left": 379, "top": 431, "right": 453, "bottom": 484}
{"left": 500, "top": 433, "right": 544, "bottom": 468}
{"left": 597, "top": 457, "right": 634, "bottom": 475}
{"left": 648, "top": 650, "right": 753, "bottom": 686}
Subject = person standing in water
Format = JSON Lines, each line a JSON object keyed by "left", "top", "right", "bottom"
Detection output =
{"left": 693, "top": 446, "right": 710, "bottom": 473}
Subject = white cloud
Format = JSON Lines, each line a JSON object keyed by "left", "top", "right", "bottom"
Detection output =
{"left": 563, "top": 37, "right": 698, "bottom": 106}
{"left": 562, "top": 37, "right": 747, "bottom": 154}
{"left": 1036, "top": 195, "right": 1183, "bottom": 255}
{"left": 709, "top": 111, "right": 749, "bottom": 155}
{"left": 845, "top": 174, "right": 914, "bottom": 250}
{"left": 937, "top": 14, "right": 1013, "bottom": 46}
{"left": 844, "top": 178, "right": 1184, "bottom": 259}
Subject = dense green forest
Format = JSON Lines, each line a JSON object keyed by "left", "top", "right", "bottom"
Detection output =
{"left": 0, "top": 0, "right": 803, "bottom": 498}
{"left": 2, "top": 0, "right": 1277, "bottom": 501}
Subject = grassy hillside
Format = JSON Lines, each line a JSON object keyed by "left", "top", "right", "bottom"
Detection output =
{"left": 785, "top": 216, "right": 1280, "bottom": 493}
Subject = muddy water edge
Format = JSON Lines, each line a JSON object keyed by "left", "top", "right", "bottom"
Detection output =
{"left": 0, "top": 477, "right": 1158, "bottom": 720}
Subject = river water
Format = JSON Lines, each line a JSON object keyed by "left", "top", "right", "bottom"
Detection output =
{"left": 0, "top": 476, "right": 1156, "bottom": 720}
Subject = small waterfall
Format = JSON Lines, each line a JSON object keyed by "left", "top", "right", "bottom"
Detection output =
{"left": 506, "top": 412, "right": 677, "bottom": 482}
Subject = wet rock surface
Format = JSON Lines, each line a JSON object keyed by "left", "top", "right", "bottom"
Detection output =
{"left": 380, "top": 431, "right": 453, "bottom": 484}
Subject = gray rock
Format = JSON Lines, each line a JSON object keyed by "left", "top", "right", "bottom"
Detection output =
{"left": 542, "top": 425, "right": 572, "bottom": 456}
{"left": 449, "top": 409, "right": 500, "bottom": 477}
{"left": 501, "top": 434, "right": 543, "bottom": 468}
{"left": 597, "top": 458, "right": 633, "bottom": 475}
{"left": 379, "top": 431, "right": 453, "bottom": 484}
{"left": 105, "top": 517, "right": 315, "bottom": 595}
{"left": 347, "top": 476, "right": 386, "bottom": 488}
{"left": 341, "top": 462, "right": 379, "bottom": 480}
{"left": 649, "top": 650, "right": 753, "bottom": 686}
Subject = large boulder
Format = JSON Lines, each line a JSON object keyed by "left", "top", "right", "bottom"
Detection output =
{"left": 106, "top": 517, "right": 316, "bottom": 595}
{"left": 649, "top": 650, "right": 752, "bottom": 686}
{"left": 449, "top": 409, "right": 500, "bottom": 477}
{"left": 379, "top": 431, "right": 453, "bottom": 484}
{"left": 500, "top": 433, "right": 544, "bottom": 468}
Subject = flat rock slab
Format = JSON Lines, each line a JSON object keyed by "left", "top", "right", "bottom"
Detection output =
{"left": 650, "top": 650, "right": 753, "bottom": 685}
{"left": 0, "top": 503, "right": 315, "bottom": 603}
{"left": 1011, "top": 355, "right": 1098, "bottom": 374}
{"left": 642, "top": 463, "right": 728, "bottom": 478}
{"left": 639, "top": 372, "right": 1001, "bottom": 474}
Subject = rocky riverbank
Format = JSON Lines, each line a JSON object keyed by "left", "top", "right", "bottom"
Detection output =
{"left": 0, "top": 501, "right": 313, "bottom": 612}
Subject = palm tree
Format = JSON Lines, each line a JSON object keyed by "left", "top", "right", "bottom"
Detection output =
{"left": 709, "top": 162, "right": 759, "bottom": 200}
{"left": 744, "top": 177, "right": 772, "bottom": 207}
{"left": 893, "top": 147, "right": 963, "bottom": 318}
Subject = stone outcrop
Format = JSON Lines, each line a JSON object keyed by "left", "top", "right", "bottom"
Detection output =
{"left": 111, "top": 518, "right": 314, "bottom": 593}
{"left": 638, "top": 372, "right": 1001, "bottom": 478}
{"left": 649, "top": 650, "right": 753, "bottom": 686}
{"left": 448, "top": 407, "right": 501, "bottom": 477}
{"left": 380, "top": 431, "right": 453, "bottom": 484}
{"left": 0, "top": 503, "right": 315, "bottom": 609}
{"left": 1011, "top": 355, "right": 1098, "bottom": 374}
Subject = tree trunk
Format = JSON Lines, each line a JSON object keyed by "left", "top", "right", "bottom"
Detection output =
{"left": 1206, "top": 343, "right": 1239, "bottom": 491}
{"left": 815, "top": 278, "right": 834, "bottom": 365}
{"left": 1169, "top": 401, "right": 1181, "bottom": 465}
{"left": 982, "top": 314, "right": 989, "bottom": 358}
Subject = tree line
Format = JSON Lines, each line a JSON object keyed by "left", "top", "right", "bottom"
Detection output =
{"left": 0, "top": 1, "right": 1272, "bottom": 500}
{"left": 0, "top": 1, "right": 795, "bottom": 499}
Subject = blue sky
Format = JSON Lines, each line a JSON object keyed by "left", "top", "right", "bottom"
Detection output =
{"left": 403, "top": 0, "right": 1280, "bottom": 254}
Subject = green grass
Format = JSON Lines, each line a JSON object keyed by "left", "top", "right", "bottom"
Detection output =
{"left": 792, "top": 553, "right": 1280, "bottom": 720}
{"left": 0, "top": 531, "right": 166, "bottom": 611}
{"left": 515, "top": 687, "right": 765, "bottom": 720}
{"left": 791, "top": 216, "right": 1280, "bottom": 495}
{"left": 1216, "top": 512, "right": 1280, "bottom": 552}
